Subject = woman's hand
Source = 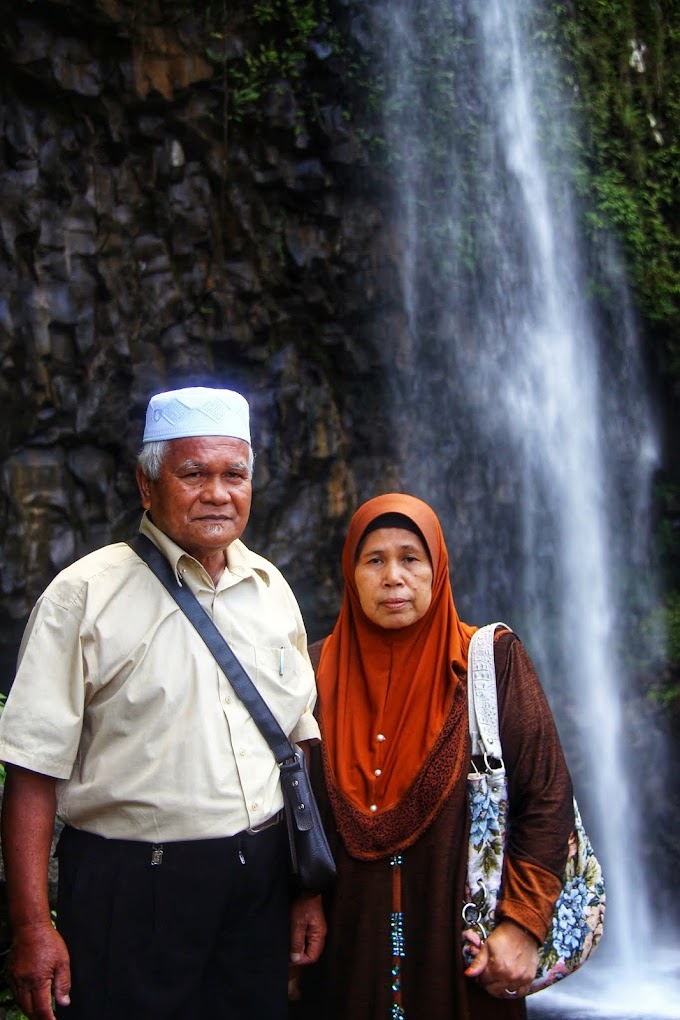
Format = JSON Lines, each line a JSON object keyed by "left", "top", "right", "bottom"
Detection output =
{"left": 464, "top": 919, "right": 539, "bottom": 999}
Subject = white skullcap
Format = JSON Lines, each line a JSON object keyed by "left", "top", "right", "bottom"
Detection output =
{"left": 142, "top": 386, "right": 251, "bottom": 444}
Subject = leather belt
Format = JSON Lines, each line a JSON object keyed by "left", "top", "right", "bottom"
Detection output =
{"left": 245, "top": 808, "right": 284, "bottom": 835}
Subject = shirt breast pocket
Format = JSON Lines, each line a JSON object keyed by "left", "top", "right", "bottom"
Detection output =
{"left": 254, "top": 644, "right": 307, "bottom": 689}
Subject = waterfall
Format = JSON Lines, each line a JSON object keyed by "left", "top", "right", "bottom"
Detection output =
{"left": 370, "top": 0, "right": 678, "bottom": 1014}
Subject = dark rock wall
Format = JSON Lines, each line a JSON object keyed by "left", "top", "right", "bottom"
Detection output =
{"left": 0, "top": 0, "right": 402, "bottom": 685}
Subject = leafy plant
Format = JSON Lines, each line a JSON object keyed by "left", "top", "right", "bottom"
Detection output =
{"left": 204, "top": 0, "right": 335, "bottom": 123}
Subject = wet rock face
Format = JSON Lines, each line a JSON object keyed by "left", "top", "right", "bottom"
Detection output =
{"left": 0, "top": 0, "right": 401, "bottom": 678}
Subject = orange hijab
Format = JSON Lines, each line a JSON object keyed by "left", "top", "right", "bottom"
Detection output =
{"left": 316, "top": 493, "right": 477, "bottom": 817}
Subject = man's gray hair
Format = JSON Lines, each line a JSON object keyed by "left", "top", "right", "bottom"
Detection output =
{"left": 138, "top": 440, "right": 254, "bottom": 480}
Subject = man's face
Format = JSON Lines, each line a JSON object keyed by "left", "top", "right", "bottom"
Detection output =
{"left": 136, "top": 436, "right": 252, "bottom": 564}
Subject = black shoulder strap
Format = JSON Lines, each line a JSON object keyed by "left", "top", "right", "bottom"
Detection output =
{"left": 129, "top": 533, "right": 296, "bottom": 766}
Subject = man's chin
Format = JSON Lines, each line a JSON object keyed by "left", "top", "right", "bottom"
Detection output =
{"left": 189, "top": 522, "right": 242, "bottom": 547}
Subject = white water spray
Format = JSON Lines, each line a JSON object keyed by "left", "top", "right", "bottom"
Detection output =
{"left": 372, "top": 0, "right": 678, "bottom": 1014}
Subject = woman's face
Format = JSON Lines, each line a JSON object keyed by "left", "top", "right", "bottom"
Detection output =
{"left": 354, "top": 527, "right": 433, "bottom": 629}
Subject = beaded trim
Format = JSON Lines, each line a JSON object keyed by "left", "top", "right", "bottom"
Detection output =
{"left": 390, "top": 853, "right": 405, "bottom": 1017}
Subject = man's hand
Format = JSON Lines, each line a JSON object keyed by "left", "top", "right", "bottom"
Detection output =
{"left": 464, "top": 919, "right": 538, "bottom": 998}
{"left": 7, "top": 922, "right": 71, "bottom": 1020}
{"left": 289, "top": 894, "right": 327, "bottom": 966}
{"left": 1, "top": 766, "right": 69, "bottom": 1019}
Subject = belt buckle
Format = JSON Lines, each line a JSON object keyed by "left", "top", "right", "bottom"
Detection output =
{"left": 246, "top": 809, "right": 282, "bottom": 835}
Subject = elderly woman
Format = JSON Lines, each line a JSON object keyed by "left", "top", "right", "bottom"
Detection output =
{"left": 293, "top": 493, "right": 574, "bottom": 1020}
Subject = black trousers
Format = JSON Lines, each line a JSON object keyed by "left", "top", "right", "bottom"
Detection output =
{"left": 55, "top": 822, "right": 290, "bottom": 1020}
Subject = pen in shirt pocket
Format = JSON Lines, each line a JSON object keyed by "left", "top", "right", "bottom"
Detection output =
{"left": 279, "top": 646, "right": 285, "bottom": 676}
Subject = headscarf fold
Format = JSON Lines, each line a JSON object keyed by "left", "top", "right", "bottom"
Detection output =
{"left": 316, "top": 493, "right": 477, "bottom": 858}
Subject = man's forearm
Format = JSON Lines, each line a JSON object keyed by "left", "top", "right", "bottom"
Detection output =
{"left": 1, "top": 765, "right": 58, "bottom": 930}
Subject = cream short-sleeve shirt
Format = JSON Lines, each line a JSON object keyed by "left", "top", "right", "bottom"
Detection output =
{"left": 0, "top": 515, "right": 320, "bottom": 841}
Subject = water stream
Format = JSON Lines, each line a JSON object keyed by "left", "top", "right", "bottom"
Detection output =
{"left": 370, "top": 0, "right": 679, "bottom": 1014}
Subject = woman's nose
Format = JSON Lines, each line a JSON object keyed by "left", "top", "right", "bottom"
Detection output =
{"left": 383, "top": 561, "right": 403, "bottom": 585}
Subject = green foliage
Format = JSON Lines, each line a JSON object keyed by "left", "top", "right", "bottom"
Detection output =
{"left": 640, "top": 592, "right": 680, "bottom": 707}
{"left": 203, "top": 0, "right": 334, "bottom": 123}
{"left": 0, "top": 985, "right": 29, "bottom": 1020}
{"left": 635, "top": 480, "right": 680, "bottom": 707}
{"left": 662, "top": 593, "right": 680, "bottom": 667}
{"left": 655, "top": 481, "right": 680, "bottom": 586}
{"left": 554, "top": 0, "right": 680, "bottom": 369}
{"left": 252, "top": 0, "right": 319, "bottom": 37}
{"left": 640, "top": 591, "right": 680, "bottom": 664}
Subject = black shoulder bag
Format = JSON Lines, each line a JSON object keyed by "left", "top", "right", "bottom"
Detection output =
{"left": 129, "top": 534, "right": 336, "bottom": 894}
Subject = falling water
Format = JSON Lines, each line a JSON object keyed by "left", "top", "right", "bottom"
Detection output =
{"left": 369, "top": 0, "right": 679, "bottom": 1015}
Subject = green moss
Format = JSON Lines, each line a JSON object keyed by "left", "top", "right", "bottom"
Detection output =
{"left": 554, "top": 0, "right": 680, "bottom": 369}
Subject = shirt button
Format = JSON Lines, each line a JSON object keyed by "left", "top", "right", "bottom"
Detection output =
{"left": 376, "top": 733, "right": 386, "bottom": 742}
{"left": 251, "top": 803, "right": 259, "bottom": 811}
{"left": 224, "top": 696, "right": 232, "bottom": 705}
{"left": 374, "top": 769, "right": 382, "bottom": 777}
{"left": 239, "top": 748, "right": 246, "bottom": 756}
{"left": 369, "top": 804, "right": 378, "bottom": 812}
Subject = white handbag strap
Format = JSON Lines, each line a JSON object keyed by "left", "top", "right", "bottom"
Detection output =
{"left": 467, "top": 622, "right": 512, "bottom": 759}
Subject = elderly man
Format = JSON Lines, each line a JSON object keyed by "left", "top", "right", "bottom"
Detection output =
{"left": 0, "top": 386, "right": 325, "bottom": 1020}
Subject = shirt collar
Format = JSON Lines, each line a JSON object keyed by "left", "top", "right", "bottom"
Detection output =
{"left": 138, "top": 512, "right": 272, "bottom": 588}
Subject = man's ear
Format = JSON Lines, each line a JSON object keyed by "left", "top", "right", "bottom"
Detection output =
{"left": 136, "top": 464, "right": 152, "bottom": 510}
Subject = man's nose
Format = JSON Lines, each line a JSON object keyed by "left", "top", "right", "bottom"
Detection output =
{"left": 201, "top": 477, "right": 232, "bottom": 502}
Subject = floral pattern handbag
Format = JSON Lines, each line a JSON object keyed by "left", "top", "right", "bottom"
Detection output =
{"left": 461, "top": 624, "right": 606, "bottom": 993}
